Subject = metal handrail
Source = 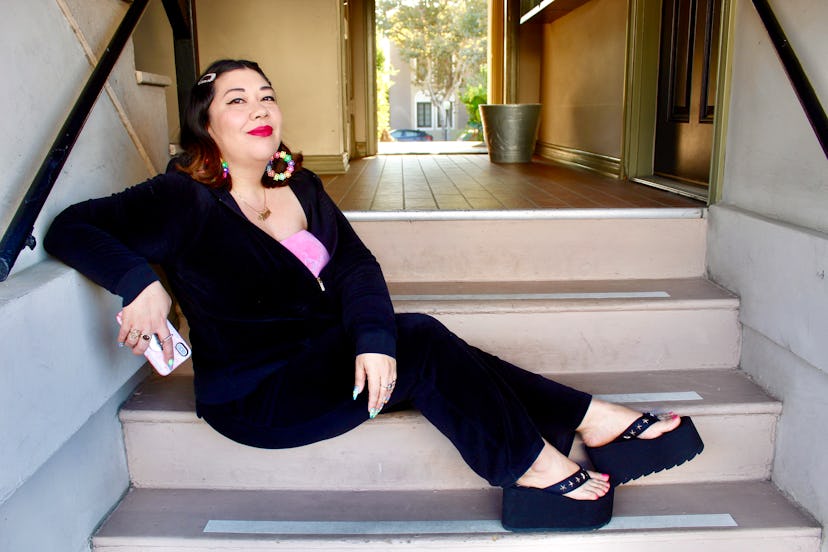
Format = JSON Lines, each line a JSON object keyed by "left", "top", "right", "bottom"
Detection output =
{"left": 0, "top": 0, "right": 150, "bottom": 282}
{"left": 752, "top": 0, "right": 828, "bottom": 158}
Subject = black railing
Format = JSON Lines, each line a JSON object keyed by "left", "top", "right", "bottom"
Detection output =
{"left": 752, "top": 0, "right": 828, "bottom": 158}
{"left": 0, "top": 0, "right": 150, "bottom": 282}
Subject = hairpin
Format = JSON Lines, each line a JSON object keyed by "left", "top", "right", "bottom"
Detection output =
{"left": 197, "top": 73, "right": 217, "bottom": 85}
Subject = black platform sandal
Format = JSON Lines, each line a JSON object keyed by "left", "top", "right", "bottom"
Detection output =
{"left": 586, "top": 413, "right": 704, "bottom": 484}
{"left": 501, "top": 468, "right": 614, "bottom": 532}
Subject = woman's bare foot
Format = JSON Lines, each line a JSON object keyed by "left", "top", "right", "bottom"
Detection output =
{"left": 577, "top": 399, "right": 682, "bottom": 448}
{"left": 516, "top": 441, "right": 610, "bottom": 500}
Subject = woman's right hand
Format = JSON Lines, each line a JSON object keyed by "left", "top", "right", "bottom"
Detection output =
{"left": 117, "top": 281, "right": 174, "bottom": 366}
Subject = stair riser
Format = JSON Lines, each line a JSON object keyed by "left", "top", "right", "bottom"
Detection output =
{"left": 353, "top": 218, "right": 707, "bottom": 282}
{"left": 172, "top": 307, "right": 739, "bottom": 378}
{"left": 124, "top": 412, "right": 774, "bottom": 491}
{"left": 405, "top": 308, "right": 741, "bottom": 373}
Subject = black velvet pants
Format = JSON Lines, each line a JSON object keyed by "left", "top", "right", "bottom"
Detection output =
{"left": 197, "top": 313, "right": 592, "bottom": 488}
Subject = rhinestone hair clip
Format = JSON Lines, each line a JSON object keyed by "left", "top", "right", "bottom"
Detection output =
{"left": 197, "top": 73, "right": 217, "bottom": 85}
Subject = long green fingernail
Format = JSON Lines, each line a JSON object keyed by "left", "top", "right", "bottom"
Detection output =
{"left": 352, "top": 386, "right": 359, "bottom": 400}
{"left": 369, "top": 408, "right": 378, "bottom": 419}
{"left": 167, "top": 358, "right": 175, "bottom": 368}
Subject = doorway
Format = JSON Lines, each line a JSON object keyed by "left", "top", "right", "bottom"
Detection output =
{"left": 653, "top": 0, "right": 722, "bottom": 188}
{"left": 623, "top": 0, "right": 732, "bottom": 204}
{"left": 374, "top": 0, "right": 488, "bottom": 155}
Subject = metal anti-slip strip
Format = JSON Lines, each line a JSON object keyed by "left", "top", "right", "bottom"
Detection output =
{"left": 594, "top": 392, "right": 704, "bottom": 403}
{"left": 345, "top": 208, "right": 706, "bottom": 222}
{"left": 390, "top": 291, "right": 671, "bottom": 301}
{"left": 203, "top": 513, "right": 736, "bottom": 535}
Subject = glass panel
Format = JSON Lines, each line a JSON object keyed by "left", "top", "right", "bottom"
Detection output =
{"left": 669, "top": 0, "right": 695, "bottom": 122}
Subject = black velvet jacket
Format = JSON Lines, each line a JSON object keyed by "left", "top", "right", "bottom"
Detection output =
{"left": 44, "top": 169, "right": 397, "bottom": 404}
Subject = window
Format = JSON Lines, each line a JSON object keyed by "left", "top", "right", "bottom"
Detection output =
{"left": 416, "top": 102, "right": 432, "bottom": 128}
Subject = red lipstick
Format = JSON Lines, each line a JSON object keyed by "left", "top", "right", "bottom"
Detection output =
{"left": 248, "top": 126, "right": 273, "bottom": 137}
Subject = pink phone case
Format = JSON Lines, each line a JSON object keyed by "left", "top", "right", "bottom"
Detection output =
{"left": 116, "top": 313, "right": 192, "bottom": 376}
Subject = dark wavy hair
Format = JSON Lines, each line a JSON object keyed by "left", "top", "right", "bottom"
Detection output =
{"left": 176, "top": 59, "right": 303, "bottom": 189}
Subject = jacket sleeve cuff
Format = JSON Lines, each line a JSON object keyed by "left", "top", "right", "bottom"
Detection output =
{"left": 115, "top": 263, "right": 160, "bottom": 306}
{"left": 354, "top": 329, "right": 397, "bottom": 359}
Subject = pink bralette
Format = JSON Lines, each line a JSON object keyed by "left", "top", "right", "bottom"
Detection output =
{"left": 280, "top": 229, "right": 330, "bottom": 277}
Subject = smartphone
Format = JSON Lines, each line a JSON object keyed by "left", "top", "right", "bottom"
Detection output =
{"left": 116, "top": 313, "right": 192, "bottom": 376}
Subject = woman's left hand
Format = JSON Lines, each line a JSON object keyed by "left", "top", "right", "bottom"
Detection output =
{"left": 353, "top": 353, "right": 397, "bottom": 418}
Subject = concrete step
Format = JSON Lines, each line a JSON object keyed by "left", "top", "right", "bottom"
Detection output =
{"left": 170, "top": 277, "right": 740, "bottom": 377}
{"left": 387, "top": 278, "right": 741, "bottom": 373}
{"left": 350, "top": 211, "right": 707, "bottom": 282}
{"left": 92, "top": 481, "right": 820, "bottom": 551}
{"left": 121, "top": 369, "right": 777, "bottom": 491}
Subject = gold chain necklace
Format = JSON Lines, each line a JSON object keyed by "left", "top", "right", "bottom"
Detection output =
{"left": 236, "top": 188, "right": 271, "bottom": 221}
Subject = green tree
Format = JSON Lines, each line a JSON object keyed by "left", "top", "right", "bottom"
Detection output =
{"left": 459, "top": 64, "right": 487, "bottom": 137}
{"left": 376, "top": 45, "right": 396, "bottom": 141}
{"left": 377, "top": 0, "right": 487, "bottom": 140}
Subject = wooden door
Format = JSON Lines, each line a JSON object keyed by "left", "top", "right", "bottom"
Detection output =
{"left": 654, "top": 0, "right": 721, "bottom": 186}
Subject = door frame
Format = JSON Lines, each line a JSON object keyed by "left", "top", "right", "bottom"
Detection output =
{"left": 622, "top": 0, "right": 737, "bottom": 204}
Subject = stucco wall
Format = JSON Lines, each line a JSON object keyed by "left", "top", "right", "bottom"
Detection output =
{"left": 538, "top": 0, "right": 626, "bottom": 157}
{"left": 133, "top": 0, "right": 180, "bottom": 143}
{"left": 0, "top": 0, "right": 166, "bottom": 549}
{"left": 195, "top": 0, "right": 346, "bottom": 159}
{"left": 719, "top": 1, "right": 828, "bottom": 233}
{"left": 707, "top": 1, "right": 828, "bottom": 549}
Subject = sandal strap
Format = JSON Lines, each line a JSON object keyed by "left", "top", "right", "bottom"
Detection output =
{"left": 617, "top": 412, "right": 660, "bottom": 441}
{"left": 546, "top": 468, "right": 591, "bottom": 495}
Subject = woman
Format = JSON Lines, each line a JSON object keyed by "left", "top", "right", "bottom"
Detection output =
{"left": 44, "top": 59, "right": 703, "bottom": 531}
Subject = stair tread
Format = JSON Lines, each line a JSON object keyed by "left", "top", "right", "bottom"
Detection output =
{"left": 120, "top": 368, "right": 777, "bottom": 490}
{"left": 388, "top": 277, "right": 738, "bottom": 312}
{"left": 94, "top": 481, "right": 819, "bottom": 546}
{"left": 122, "top": 368, "right": 777, "bottom": 422}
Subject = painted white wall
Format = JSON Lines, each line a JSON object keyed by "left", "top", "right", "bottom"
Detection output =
{"left": 707, "top": 1, "right": 828, "bottom": 549}
{"left": 388, "top": 41, "right": 413, "bottom": 131}
{"left": 539, "top": 0, "right": 626, "bottom": 158}
{"left": 195, "top": 0, "right": 347, "bottom": 159}
{"left": 0, "top": 0, "right": 167, "bottom": 549}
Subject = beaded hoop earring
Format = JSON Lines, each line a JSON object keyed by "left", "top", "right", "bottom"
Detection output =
{"left": 266, "top": 150, "right": 296, "bottom": 182}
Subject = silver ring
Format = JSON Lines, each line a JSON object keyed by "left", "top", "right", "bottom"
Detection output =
{"left": 128, "top": 329, "right": 141, "bottom": 340}
{"left": 161, "top": 334, "right": 173, "bottom": 343}
{"left": 384, "top": 383, "right": 394, "bottom": 390}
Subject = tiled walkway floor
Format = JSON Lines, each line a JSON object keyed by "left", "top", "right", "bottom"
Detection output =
{"left": 322, "top": 154, "right": 705, "bottom": 211}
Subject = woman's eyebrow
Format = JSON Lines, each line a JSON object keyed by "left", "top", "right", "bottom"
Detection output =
{"left": 221, "top": 85, "right": 274, "bottom": 97}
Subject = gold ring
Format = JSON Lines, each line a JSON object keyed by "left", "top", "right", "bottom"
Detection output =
{"left": 128, "top": 329, "right": 141, "bottom": 340}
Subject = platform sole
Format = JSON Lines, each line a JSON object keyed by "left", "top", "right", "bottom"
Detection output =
{"left": 501, "top": 483, "right": 614, "bottom": 532}
{"left": 587, "top": 416, "right": 704, "bottom": 484}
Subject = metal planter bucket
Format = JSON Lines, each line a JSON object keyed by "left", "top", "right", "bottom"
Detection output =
{"left": 479, "top": 104, "right": 542, "bottom": 163}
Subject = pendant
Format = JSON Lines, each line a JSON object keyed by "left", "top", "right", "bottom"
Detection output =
{"left": 257, "top": 208, "right": 272, "bottom": 221}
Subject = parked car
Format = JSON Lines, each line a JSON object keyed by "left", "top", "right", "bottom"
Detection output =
{"left": 390, "top": 129, "right": 433, "bottom": 141}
